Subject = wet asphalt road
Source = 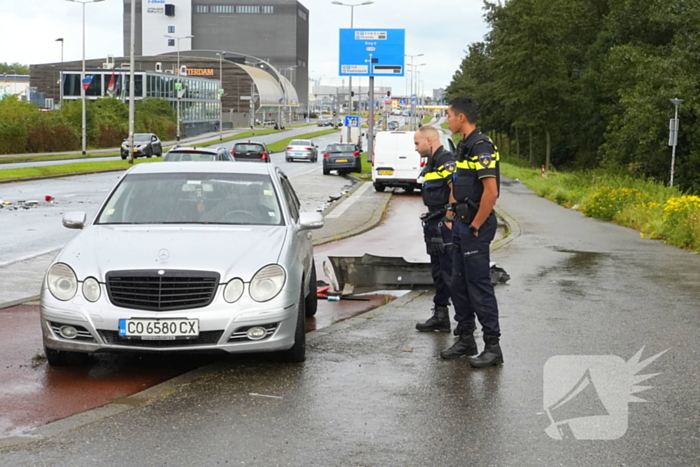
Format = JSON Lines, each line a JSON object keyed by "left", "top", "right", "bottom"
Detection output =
{"left": 0, "top": 131, "right": 344, "bottom": 266}
{"left": 1, "top": 177, "right": 697, "bottom": 466}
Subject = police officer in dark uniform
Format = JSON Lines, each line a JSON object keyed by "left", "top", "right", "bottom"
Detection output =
{"left": 440, "top": 96, "right": 503, "bottom": 368}
{"left": 413, "top": 125, "right": 456, "bottom": 332}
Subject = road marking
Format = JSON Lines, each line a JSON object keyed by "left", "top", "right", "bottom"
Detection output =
{"left": 325, "top": 182, "right": 371, "bottom": 219}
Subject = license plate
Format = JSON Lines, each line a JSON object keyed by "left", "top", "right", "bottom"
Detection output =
{"left": 118, "top": 319, "right": 199, "bottom": 339}
{"left": 294, "top": 153, "right": 304, "bottom": 156}
{"left": 336, "top": 159, "right": 348, "bottom": 163}
{"left": 379, "top": 170, "right": 394, "bottom": 175}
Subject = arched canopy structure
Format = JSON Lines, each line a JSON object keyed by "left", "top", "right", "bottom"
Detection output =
{"left": 234, "top": 63, "right": 284, "bottom": 110}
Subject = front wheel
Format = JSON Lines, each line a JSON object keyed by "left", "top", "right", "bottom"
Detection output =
{"left": 305, "top": 261, "right": 318, "bottom": 317}
{"left": 278, "top": 286, "right": 306, "bottom": 363}
{"left": 373, "top": 182, "right": 385, "bottom": 192}
{"left": 121, "top": 153, "right": 127, "bottom": 160}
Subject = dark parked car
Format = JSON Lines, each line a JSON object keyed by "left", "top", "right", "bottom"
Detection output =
{"left": 231, "top": 141, "right": 270, "bottom": 162}
{"left": 121, "top": 133, "right": 162, "bottom": 159}
{"left": 322, "top": 143, "right": 362, "bottom": 175}
{"left": 163, "top": 147, "right": 233, "bottom": 162}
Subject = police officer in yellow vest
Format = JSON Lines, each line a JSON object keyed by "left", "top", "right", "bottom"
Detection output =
{"left": 440, "top": 96, "right": 503, "bottom": 368}
{"left": 413, "top": 125, "right": 457, "bottom": 332}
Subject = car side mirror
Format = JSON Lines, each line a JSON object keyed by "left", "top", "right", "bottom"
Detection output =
{"left": 63, "top": 212, "right": 87, "bottom": 230}
{"left": 299, "top": 212, "right": 324, "bottom": 231}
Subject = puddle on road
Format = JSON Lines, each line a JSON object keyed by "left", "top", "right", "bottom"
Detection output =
{"left": 531, "top": 248, "right": 611, "bottom": 299}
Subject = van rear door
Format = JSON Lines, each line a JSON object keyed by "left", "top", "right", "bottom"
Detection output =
{"left": 389, "top": 132, "right": 421, "bottom": 182}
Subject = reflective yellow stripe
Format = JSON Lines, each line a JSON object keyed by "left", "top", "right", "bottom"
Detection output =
{"left": 424, "top": 169, "right": 452, "bottom": 181}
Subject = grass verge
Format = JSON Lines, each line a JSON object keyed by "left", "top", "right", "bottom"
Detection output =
{"left": 0, "top": 158, "right": 162, "bottom": 181}
{"left": 500, "top": 155, "right": 700, "bottom": 251}
{"left": 267, "top": 128, "right": 340, "bottom": 153}
{"left": 0, "top": 128, "right": 284, "bottom": 164}
{"left": 350, "top": 152, "right": 372, "bottom": 181}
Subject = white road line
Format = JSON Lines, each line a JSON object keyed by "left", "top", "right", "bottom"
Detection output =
{"left": 325, "top": 182, "right": 371, "bottom": 219}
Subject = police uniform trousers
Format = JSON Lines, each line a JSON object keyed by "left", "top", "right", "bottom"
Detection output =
{"left": 423, "top": 216, "right": 453, "bottom": 308}
{"left": 450, "top": 211, "right": 500, "bottom": 336}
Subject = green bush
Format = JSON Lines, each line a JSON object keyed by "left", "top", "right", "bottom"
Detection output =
{"left": 0, "top": 121, "right": 27, "bottom": 154}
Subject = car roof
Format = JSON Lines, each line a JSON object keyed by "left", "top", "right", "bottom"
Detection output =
{"left": 167, "top": 147, "right": 219, "bottom": 154}
{"left": 234, "top": 140, "right": 266, "bottom": 145}
{"left": 128, "top": 161, "right": 274, "bottom": 175}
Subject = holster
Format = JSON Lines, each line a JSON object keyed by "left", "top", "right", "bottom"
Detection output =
{"left": 455, "top": 203, "right": 475, "bottom": 225}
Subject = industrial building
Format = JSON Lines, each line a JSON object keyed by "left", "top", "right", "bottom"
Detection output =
{"left": 123, "top": 0, "right": 309, "bottom": 111}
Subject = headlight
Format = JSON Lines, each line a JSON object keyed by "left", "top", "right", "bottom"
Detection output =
{"left": 82, "top": 277, "right": 101, "bottom": 302}
{"left": 249, "top": 265, "right": 286, "bottom": 302}
{"left": 223, "top": 278, "right": 244, "bottom": 303}
{"left": 47, "top": 263, "right": 78, "bottom": 301}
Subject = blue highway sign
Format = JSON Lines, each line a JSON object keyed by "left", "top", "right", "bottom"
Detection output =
{"left": 339, "top": 29, "right": 405, "bottom": 77}
{"left": 344, "top": 116, "right": 360, "bottom": 127}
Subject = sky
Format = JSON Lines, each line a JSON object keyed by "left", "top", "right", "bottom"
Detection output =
{"left": 0, "top": 0, "right": 490, "bottom": 96}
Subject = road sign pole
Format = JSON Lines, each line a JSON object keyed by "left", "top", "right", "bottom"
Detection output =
{"left": 368, "top": 76, "right": 375, "bottom": 163}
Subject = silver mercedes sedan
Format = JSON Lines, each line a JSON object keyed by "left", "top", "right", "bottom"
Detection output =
{"left": 40, "top": 162, "right": 323, "bottom": 365}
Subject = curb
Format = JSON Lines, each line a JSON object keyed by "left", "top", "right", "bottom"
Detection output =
{"left": 312, "top": 182, "right": 392, "bottom": 247}
{"left": 492, "top": 204, "right": 521, "bottom": 251}
{"left": 0, "top": 290, "right": 423, "bottom": 450}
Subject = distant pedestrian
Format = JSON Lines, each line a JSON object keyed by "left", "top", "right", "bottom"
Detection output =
{"left": 440, "top": 96, "right": 503, "bottom": 368}
{"left": 414, "top": 125, "right": 456, "bottom": 333}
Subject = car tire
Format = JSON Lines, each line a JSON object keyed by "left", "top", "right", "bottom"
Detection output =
{"left": 44, "top": 346, "right": 90, "bottom": 367}
{"left": 305, "top": 261, "right": 318, "bottom": 318}
{"left": 286, "top": 158, "right": 292, "bottom": 162}
{"left": 323, "top": 166, "right": 330, "bottom": 175}
{"left": 121, "top": 154, "right": 127, "bottom": 160}
{"left": 374, "top": 182, "right": 385, "bottom": 192}
{"left": 278, "top": 286, "right": 306, "bottom": 363}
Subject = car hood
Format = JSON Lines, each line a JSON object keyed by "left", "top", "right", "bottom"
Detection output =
{"left": 56, "top": 224, "right": 287, "bottom": 282}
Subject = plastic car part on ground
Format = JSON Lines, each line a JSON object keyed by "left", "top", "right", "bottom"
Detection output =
{"left": 326, "top": 254, "right": 510, "bottom": 295}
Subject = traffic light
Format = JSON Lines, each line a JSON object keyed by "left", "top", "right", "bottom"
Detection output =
{"left": 351, "top": 91, "right": 355, "bottom": 97}
{"left": 386, "top": 91, "right": 391, "bottom": 97}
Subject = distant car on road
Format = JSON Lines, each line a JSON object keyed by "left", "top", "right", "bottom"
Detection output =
{"left": 40, "top": 161, "right": 324, "bottom": 365}
{"left": 231, "top": 141, "right": 270, "bottom": 162}
{"left": 121, "top": 133, "right": 162, "bottom": 159}
{"left": 317, "top": 117, "right": 333, "bottom": 127}
{"left": 285, "top": 139, "right": 318, "bottom": 163}
{"left": 163, "top": 147, "right": 233, "bottom": 162}
{"left": 322, "top": 143, "right": 361, "bottom": 176}
{"left": 388, "top": 121, "right": 400, "bottom": 131}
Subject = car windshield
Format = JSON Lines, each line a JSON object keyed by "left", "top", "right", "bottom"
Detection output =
{"left": 290, "top": 140, "right": 311, "bottom": 146}
{"left": 326, "top": 144, "right": 355, "bottom": 152}
{"left": 97, "top": 173, "right": 283, "bottom": 226}
{"left": 134, "top": 134, "right": 151, "bottom": 141}
{"left": 234, "top": 143, "right": 264, "bottom": 152}
{"left": 165, "top": 151, "right": 217, "bottom": 162}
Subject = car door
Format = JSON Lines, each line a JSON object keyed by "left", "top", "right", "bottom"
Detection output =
{"left": 279, "top": 173, "right": 312, "bottom": 289}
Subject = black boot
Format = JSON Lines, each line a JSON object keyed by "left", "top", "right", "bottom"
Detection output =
{"left": 469, "top": 335, "right": 504, "bottom": 368}
{"left": 440, "top": 329, "right": 478, "bottom": 359}
{"left": 416, "top": 306, "right": 451, "bottom": 333}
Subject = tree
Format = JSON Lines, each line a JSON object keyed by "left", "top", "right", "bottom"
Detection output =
{"left": 0, "top": 62, "right": 30, "bottom": 75}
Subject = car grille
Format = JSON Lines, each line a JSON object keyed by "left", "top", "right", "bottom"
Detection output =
{"left": 106, "top": 270, "right": 220, "bottom": 311}
{"left": 99, "top": 330, "right": 224, "bottom": 348}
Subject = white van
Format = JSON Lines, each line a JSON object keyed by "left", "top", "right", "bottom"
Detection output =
{"left": 372, "top": 130, "right": 456, "bottom": 192}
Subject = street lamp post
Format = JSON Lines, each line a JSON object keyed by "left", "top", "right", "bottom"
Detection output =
{"left": 405, "top": 53, "right": 424, "bottom": 130}
{"left": 669, "top": 98, "right": 684, "bottom": 188}
{"left": 332, "top": 1, "right": 374, "bottom": 117}
{"left": 165, "top": 34, "right": 194, "bottom": 141}
{"left": 56, "top": 38, "right": 64, "bottom": 63}
{"left": 66, "top": 0, "right": 104, "bottom": 156}
{"left": 280, "top": 65, "right": 297, "bottom": 125}
{"left": 216, "top": 52, "right": 225, "bottom": 140}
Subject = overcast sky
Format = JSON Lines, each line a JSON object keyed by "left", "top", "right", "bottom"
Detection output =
{"left": 0, "top": 0, "right": 490, "bottom": 95}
